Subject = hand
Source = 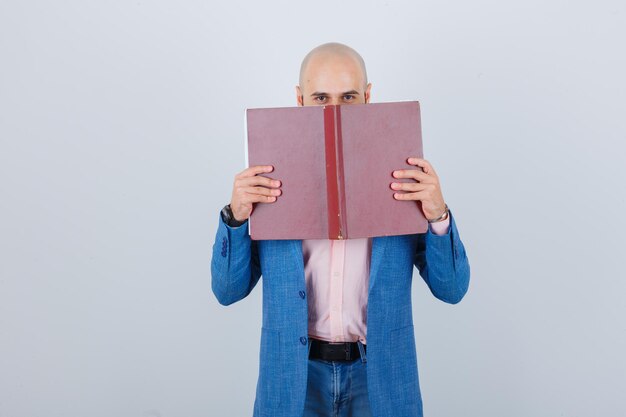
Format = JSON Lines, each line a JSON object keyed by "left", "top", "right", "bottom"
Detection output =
{"left": 229, "top": 165, "right": 282, "bottom": 221}
{"left": 390, "top": 157, "right": 446, "bottom": 221}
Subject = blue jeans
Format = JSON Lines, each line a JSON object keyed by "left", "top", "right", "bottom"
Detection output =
{"left": 303, "top": 340, "right": 373, "bottom": 417}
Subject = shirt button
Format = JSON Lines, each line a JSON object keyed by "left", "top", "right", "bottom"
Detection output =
{"left": 300, "top": 336, "right": 307, "bottom": 345}
{"left": 299, "top": 290, "right": 306, "bottom": 299}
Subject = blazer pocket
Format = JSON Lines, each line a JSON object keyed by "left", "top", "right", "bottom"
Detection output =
{"left": 257, "top": 327, "right": 282, "bottom": 408}
{"left": 389, "top": 324, "right": 420, "bottom": 406}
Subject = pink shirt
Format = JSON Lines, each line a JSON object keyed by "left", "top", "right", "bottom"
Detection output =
{"left": 302, "top": 217, "right": 450, "bottom": 345}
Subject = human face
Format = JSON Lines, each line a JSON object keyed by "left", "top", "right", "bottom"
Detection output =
{"left": 296, "top": 55, "right": 372, "bottom": 107}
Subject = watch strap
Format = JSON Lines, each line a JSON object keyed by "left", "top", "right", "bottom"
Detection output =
{"left": 427, "top": 204, "right": 449, "bottom": 223}
{"left": 221, "top": 204, "right": 247, "bottom": 227}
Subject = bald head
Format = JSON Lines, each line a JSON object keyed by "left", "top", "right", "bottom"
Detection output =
{"left": 296, "top": 42, "right": 371, "bottom": 107}
{"left": 299, "top": 42, "right": 368, "bottom": 88}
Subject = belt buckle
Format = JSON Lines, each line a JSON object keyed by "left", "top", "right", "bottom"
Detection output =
{"left": 327, "top": 342, "right": 351, "bottom": 361}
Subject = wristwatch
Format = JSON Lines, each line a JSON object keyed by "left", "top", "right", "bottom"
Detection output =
{"left": 220, "top": 204, "right": 247, "bottom": 227}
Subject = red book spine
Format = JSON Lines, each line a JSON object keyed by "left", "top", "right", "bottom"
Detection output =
{"left": 323, "top": 105, "right": 348, "bottom": 239}
{"left": 335, "top": 106, "right": 348, "bottom": 239}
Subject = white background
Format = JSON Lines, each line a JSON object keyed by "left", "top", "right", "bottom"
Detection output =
{"left": 1, "top": 0, "right": 625, "bottom": 416}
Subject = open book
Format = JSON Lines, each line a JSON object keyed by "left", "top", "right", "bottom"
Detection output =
{"left": 244, "top": 100, "right": 428, "bottom": 240}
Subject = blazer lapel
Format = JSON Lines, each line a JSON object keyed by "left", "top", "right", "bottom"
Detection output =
{"left": 369, "top": 236, "right": 389, "bottom": 292}
{"left": 288, "top": 239, "right": 305, "bottom": 277}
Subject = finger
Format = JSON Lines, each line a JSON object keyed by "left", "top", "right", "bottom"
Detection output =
{"left": 238, "top": 175, "right": 281, "bottom": 189}
{"left": 392, "top": 169, "right": 437, "bottom": 183}
{"left": 244, "top": 193, "right": 277, "bottom": 204}
{"left": 406, "top": 157, "right": 437, "bottom": 176}
{"left": 244, "top": 186, "right": 282, "bottom": 197}
{"left": 390, "top": 182, "right": 431, "bottom": 192}
{"left": 393, "top": 190, "right": 427, "bottom": 201}
{"left": 236, "top": 165, "right": 274, "bottom": 179}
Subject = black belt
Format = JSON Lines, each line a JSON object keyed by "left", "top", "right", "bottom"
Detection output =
{"left": 309, "top": 338, "right": 365, "bottom": 362}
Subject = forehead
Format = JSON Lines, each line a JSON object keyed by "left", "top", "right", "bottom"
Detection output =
{"left": 301, "top": 55, "right": 365, "bottom": 93}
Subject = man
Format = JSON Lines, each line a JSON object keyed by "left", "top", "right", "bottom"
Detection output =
{"left": 211, "top": 42, "right": 470, "bottom": 417}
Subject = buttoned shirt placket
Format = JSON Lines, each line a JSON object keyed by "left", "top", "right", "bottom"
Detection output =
{"left": 329, "top": 239, "right": 346, "bottom": 342}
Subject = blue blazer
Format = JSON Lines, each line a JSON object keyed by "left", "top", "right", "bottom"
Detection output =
{"left": 211, "top": 208, "right": 470, "bottom": 417}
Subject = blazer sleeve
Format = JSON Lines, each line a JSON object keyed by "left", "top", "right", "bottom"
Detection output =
{"left": 413, "top": 207, "right": 471, "bottom": 304}
{"left": 210, "top": 211, "right": 262, "bottom": 306}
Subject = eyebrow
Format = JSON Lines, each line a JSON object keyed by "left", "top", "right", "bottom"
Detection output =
{"left": 310, "top": 90, "right": 360, "bottom": 97}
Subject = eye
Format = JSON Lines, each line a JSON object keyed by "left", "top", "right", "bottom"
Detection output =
{"left": 314, "top": 96, "right": 327, "bottom": 103}
{"left": 343, "top": 94, "right": 355, "bottom": 101}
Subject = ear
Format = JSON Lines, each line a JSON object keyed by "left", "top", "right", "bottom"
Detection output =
{"left": 364, "top": 83, "right": 372, "bottom": 104}
{"left": 295, "top": 85, "right": 304, "bottom": 107}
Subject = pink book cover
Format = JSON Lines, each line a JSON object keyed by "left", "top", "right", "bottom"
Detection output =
{"left": 245, "top": 100, "right": 428, "bottom": 240}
